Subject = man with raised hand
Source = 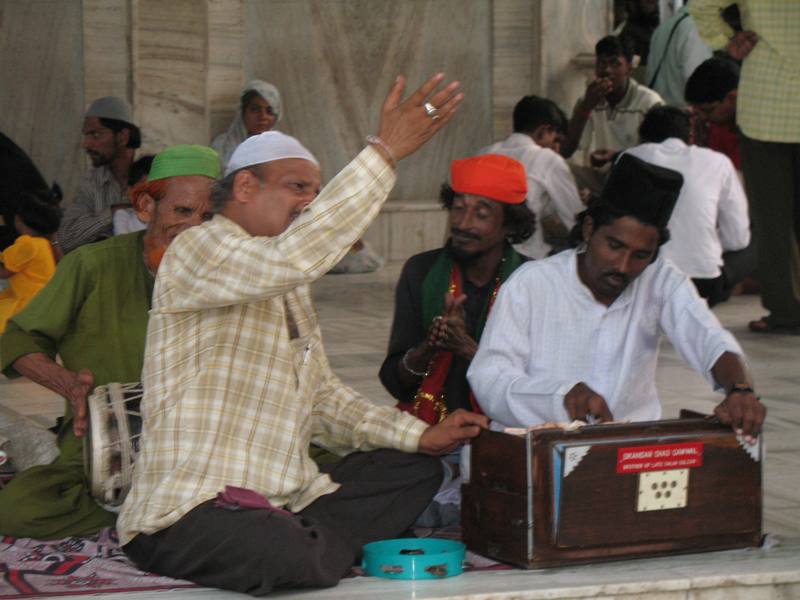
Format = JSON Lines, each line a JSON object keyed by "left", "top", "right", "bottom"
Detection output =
{"left": 119, "top": 74, "right": 487, "bottom": 594}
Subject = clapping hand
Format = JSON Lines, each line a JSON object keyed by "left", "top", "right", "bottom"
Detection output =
{"left": 435, "top": 293, "right": 477, "bottom": 360}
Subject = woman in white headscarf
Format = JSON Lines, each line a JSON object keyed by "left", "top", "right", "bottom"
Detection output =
{"left": 211, "top": 79, "right": 383, "bottom": 274}
{"left": 211, "top": 80, "right": 282, "bottom": 170}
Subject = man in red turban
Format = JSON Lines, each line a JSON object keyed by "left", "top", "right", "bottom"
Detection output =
{"left": 381, "top": 154, "right": 536, "bottom": 424}
{"left": 379, "top": 154, "right": 535, "bottom": 526}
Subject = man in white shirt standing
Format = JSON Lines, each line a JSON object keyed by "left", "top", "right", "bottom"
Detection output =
{"left": 626, "top": 106, "right": 752, "bottom": 305}
{"left": 482, "top": 96, "right": 584, "bottom": 259}
{"left": 468, "top": 154, "right": 765, "bottom": 440}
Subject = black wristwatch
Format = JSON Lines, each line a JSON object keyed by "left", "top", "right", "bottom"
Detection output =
{"left": 728, "top": 383, "right": 755, "bottom": 395}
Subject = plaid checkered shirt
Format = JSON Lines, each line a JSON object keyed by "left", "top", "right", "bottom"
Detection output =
{"left": 691, "top": 0, "right": 800, "bottom": 143}
{"left": 118, "top": 146, "right": 428, "bottom": 544}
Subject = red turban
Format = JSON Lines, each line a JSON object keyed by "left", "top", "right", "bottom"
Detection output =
{"left": 450, "top": 154, "right": 527, "bottom": 204}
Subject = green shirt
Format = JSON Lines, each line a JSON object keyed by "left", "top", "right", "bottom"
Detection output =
{"left": 1, "top": 231, "right": 153, "bottom": 453}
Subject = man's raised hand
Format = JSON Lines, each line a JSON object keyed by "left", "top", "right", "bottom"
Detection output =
{"left": 376, "top": 73, "right": 464, "bottom": 162}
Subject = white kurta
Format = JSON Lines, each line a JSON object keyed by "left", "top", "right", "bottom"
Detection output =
{"left": 482, "top": 133, "right": 584, "bottom": 259}
{"left": 467, "top": 249, "right": 743, "bottom": 429}
{"left": 625, "top": 139, "right": 750, "bottom": 279}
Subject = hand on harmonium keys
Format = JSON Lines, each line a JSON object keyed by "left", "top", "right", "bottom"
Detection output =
{"left": 563, "top": 381, "right": 613, "bottom": 424}
{"left": 714, "top": 387, "right": 766, "bottom": 445}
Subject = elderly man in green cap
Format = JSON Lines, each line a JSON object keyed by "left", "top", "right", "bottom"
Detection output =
{"left": 0, "top": 145, "right": 220, "bottom": 539}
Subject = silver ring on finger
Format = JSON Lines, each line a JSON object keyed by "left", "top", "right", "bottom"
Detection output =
{"left": 424, "top": 102, "right": 439, "bottom": 118}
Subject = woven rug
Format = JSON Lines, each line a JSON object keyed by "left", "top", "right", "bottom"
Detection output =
{"left": 0, "top": 526, "right": 508, "bottom": 598}
{"left": 0, "top": 528, "right": 195, "bottom": 598}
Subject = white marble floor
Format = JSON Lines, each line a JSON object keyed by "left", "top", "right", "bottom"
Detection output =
{"left": 1, "top": 261, "right": 799, "bottom": 599}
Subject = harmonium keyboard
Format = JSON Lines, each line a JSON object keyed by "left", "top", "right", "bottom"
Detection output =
{"left": 461, "top": 412, "right": 762, "bottom": 568}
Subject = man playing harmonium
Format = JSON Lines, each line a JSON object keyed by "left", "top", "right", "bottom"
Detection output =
{"left": 468, "top": 153, "right": 765, "bottom": 441}
{"left": 117, "top": 74, "right": 488, "bottom": 595}
{"left": 0, "top": 145, "right": 220, "bottom": 539}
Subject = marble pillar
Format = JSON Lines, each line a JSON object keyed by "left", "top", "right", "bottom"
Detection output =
{"left": 492, "top": 0, "right": 539, "bottom": 141}
{"left": 492, "top": 0, "right": 613, "bottom": 141}
{"left": 207, "top": 0, "right": 244, "bottom": 139}
{"left": 83, "top": 0, "right": 131, "bottom": 105}
{"left": 132, "top": 0, "right": 209, "bottom": 154}
{"left": 540, "top": 0, "right": 613, "bottom": 116}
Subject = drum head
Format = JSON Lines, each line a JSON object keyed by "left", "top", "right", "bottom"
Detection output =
{"left": 84, "top": 382, "right": 143, "bottom": 510}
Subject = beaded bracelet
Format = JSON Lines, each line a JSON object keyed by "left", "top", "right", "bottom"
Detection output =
{"left": 402, "top": 348, "right": 427, "bottom": 378}
{"left": 365, "top": 135, "right": 397, "bottom": 168}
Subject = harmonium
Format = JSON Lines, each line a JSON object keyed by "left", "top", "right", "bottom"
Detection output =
{"left": 461, "top": 412, "right": 763, "bottom": 568}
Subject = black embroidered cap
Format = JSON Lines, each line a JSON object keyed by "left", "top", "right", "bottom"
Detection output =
{"left": 600, "top": 153, "right": 683, "bottom": 229}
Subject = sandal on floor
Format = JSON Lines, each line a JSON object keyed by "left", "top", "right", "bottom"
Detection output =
{"left": 748, "top": 316, "right": 800, "bottom": 335}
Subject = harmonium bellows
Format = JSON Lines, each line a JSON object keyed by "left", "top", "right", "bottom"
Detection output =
{"left": 461, "top": 414, "right": 762, "bottom": 569}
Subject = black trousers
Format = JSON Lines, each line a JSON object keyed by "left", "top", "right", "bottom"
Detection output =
{"left": 740, "top": 135, "right": 800, "bottom": 325}
{"left": 693, "top": 242, "right": 758, "bottom": 307}
{"left": 123, "top": 449, "right": 442, "bottom": 596}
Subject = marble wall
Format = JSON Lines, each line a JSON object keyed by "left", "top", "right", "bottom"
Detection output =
{"left": 83, "top": 0, "right": 130, "bottom": 104}
{"left": 242, "top": 0, "right": 494, "bottom": 259}
{"left": 0, "top": 0, "right": 85, "bottom": 201}
{"left": 243, "top": 0, "right": 493, "bottom": 198}
{"left": 0, "top": 0, "right": 611, "bottom": 258}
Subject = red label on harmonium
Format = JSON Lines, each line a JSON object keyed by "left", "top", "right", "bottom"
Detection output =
{"left": 616, "top": 442, "right": 704, "bottom": 474}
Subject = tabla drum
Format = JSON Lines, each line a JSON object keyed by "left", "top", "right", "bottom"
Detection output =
{"left": 83, "top": 382, "right": 143, "bottom": 511}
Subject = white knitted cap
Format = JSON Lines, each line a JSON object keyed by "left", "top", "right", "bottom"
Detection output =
{"left": 225, "top": 131, "right": 318, "bottom": 176}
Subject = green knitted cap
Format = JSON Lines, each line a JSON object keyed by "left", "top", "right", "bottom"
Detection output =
{"left": 148, "top": 145, "right": 221, "bottom": 182}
